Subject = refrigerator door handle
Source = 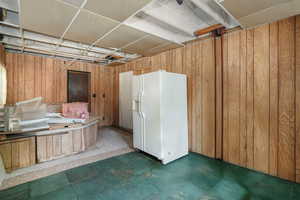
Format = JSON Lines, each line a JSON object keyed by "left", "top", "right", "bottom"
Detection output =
{"left": 132, "top": 99, "right": 139, "bottom": 112}
{"left": 132, "top": 99, "right": 135, "bottom": 111}
{"left": 139, "top": 76, "right": 145, "bottom": 150}
{"left": 139, "top": 92, "right": 145, "bottom": 119}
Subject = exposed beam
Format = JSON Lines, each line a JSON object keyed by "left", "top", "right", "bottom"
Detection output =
{"left": 190, "top": 0, "right": 236, "bottom": 28}
{"left": 87, "top": 0, "right": 155, "bottom": 51}
{"left": 0, "top": 24, "right": 139, "bottom": 60}
{"left": 0, "top": 0, "right": 139, "bottom": 63}
{"left": 4, "top": 43, "right": 99, "bottom": 62}
{"left": 0, "top": 0, "right": 19, "bottom": 12}
{"left": 194, "top": 24, "right": 224, "bottom": 37}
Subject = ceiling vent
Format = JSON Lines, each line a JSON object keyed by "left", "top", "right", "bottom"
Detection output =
{"left": 176, "top": 0, "right": 184, "bottom": 5}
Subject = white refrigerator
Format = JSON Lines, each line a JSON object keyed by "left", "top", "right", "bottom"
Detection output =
{"left": 132, "top": 70, "right": 188, "bottom": 164}
{"left": 119, "top": 71, "right": 133, "bottom": 130}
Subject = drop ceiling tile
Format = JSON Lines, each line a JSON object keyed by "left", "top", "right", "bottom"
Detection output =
{"left": 220, "top": 0, "right": 289, "bottom": 19}
{"left": 20, "top": 0, "right": 78, "bottom": 38}
{"left": 238, "top": 1, "right": 300, "bottom": 28}
{"left": 220, "top": 0, "right": 298, "bottom": 28}
{"left": 84, "top": 0, "right": 152, "bottom": 22}
{"left": 96, "top": 25, "right": 147, "bottom": 49}
{"left": 64, "top": 10, "right": 119, "bottom": 45}
{"left": 123, "top": 35, "right": 170, "bottom": 55}
{"left": 62, "top": 0, "right": 85, "bottom": 7}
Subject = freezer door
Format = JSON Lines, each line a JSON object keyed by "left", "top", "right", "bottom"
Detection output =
{"left": 132, "top": 75, "right": 143, "bottom": 150}
{"left": 141, "top": 71, "right": 162, "bottom": 159}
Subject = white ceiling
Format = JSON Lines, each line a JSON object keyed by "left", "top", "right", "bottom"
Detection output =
{"left": 1, "top": 0, "right": 299, "bottom": 65}
{"left": 63, "top": 10, "right": 119, "bottom": 45}
{"left": 217, "top": 0, "right": 300, "bottom": 28}
{"left": 0, "top": 0, "right": 240, "bottom": 64}
{"left": 83, "top": 0, "right": 152, "bottom": 22}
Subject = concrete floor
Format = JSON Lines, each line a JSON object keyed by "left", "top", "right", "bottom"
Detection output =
{"left": 1, "top": 151, "right": 300, "bottom": 200}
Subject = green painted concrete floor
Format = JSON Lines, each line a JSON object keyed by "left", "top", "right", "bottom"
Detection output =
{"left": 1, "top": 152, "right": 300, "bottom": 200}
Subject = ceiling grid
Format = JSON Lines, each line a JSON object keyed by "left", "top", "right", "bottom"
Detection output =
{"left": 55, "top": 0, "right": 88, "bottom": 48}
{"left": 0, "top": 0, "right": 242, "bottom": 64}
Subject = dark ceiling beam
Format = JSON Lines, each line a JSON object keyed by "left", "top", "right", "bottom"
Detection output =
{"left": 194, "top": 24, "right": 224, "bottom": 37}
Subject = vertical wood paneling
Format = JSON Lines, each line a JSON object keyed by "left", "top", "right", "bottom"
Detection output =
{"left": 278, "top": 17, "right": 295, "bottom": 181}
{"left": 253, "top": 24, "right": 270, "bottom": 173}
{"left": 41, "top": 57, "right": 47, "bottom": 103}
{"left": 45, "top": 58, "right": 53, "bottom": 103}
{"left": 240, "top": 30, "right": 247, "bottom": 167}
{"left": 246, "top": 29, "right": 254, "bottom": 169}
{"left": 269, "top": 21, "right": 279, "bottom": 176}
{"left": 46, "top": 135, "right": 53, "bottom": 160}
{"left": 222, "top": 17, "right": 297, "bottom": 181}
{"left": 0, "top": 143, "right": 12, "bottom": 170}
{"left": 113, "top": 67, "right": 119, "bottom": 126}
{"left": 104, "top": 67, "right": 113, "bottom": 125}
{"left": 17, "top": 140, "right": 30, "bottom": 168}
{"left": 5, "top": 53, "right": 115, "bottom": 127}
{"left": 113, "top": 67, "right": 118, "bottom": 125}
{"left": 226, "top": 31, "right": 241, "bottom": 165}
{"left": 52, "top": 60, "right": 59, "bottom": 103}
{"left": 61, "top": 133, "right": 73, "bottom": 155}
{"left": 215, "top": 37, "right": 223, "bottom": 159}
{"left": 201, "top": 38, "right": 216, "bottom": 157}
{"left": 17, "top": 54, "right": 25, "bottom": 101}
{"left": 53, "top": 135, "right": 62, "bottom": 157}
{"left": 34, "top": 56, "right": 42, "bottom": 99}
{"left": 11, "top": 141, "right": 19, "bottom": 169}
{"left": 61, "top": 61, "right": 67, "bottom": 103}
{"left": 296, "top": 16, "right": 300, "bottom": 181}
{"left": 98, "top": 67, "right": 103, "bottom": 120}
{"left": 184, "top": 43, "right": 193, "bottom": 151}
{"left": 12, "top": 54, "right": 18, "bottom": 103}
{"left": 222, "top": 34, "right": 229, "bottom": 162}
{"left": 194, "top": 40, "right": 202, "bottom": 153}
{"left": 72, "top": 130, "right": 83, "bottom": 152}
{"left": 24, "top": 55, "right": 35, "bottom": 100}
{"left": 90, "top": 65, "right": 96, "bottom": 115}
{"left": 0, "top": 138, "right": 36, "bottom": 171}
{"left": 36, "top": 130, "right": 91, "bottom": 163}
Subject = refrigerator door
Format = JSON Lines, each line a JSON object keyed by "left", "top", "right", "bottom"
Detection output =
{"left": 119, "top": 71, "right": 133, "bottom": 130}
{"left": 132, "top": 75, "right": 143, "bottom": 150}
{"left": 141, "top": 71, "right": 163, "bottom": 159}
{"left": 160, "top": 71, "right": 188, "bottom": 164}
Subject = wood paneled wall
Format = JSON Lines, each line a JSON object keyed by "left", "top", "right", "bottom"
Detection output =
{"left": 114, "top": 38, "right": 217, "bottom": 158}
{"left": 2, "top": 16, "right": 300, "bottom": 182}
{"left": 295, "top": 15, "right": 300, "bottom": 183}
{"left": 5, "top": 53, "right": 115, "bottom": 126}
{"left": 0, "top": 137, "right": 36, "bottom": 172}
{"left": 114, "top": 15, "right": 300, "bottom": 182}
{"left": 223, "top": 16, "right": 299, "bottom": 181}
